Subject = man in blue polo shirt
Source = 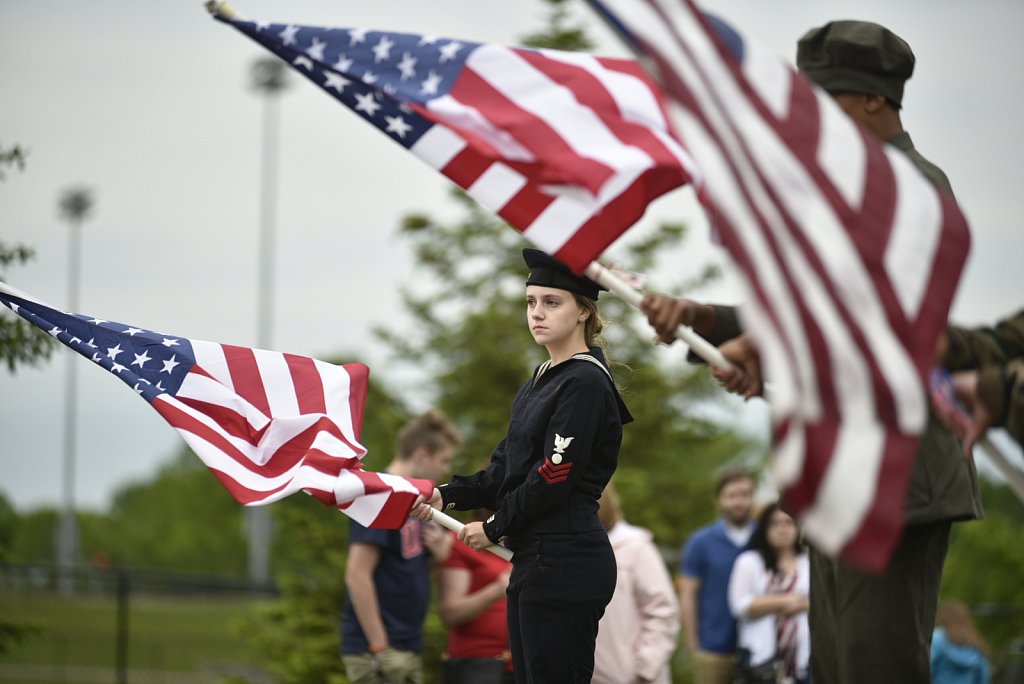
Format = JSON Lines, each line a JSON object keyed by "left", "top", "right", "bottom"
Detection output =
{"left": 678, "top": 468, "right": 756, "bottom": 684}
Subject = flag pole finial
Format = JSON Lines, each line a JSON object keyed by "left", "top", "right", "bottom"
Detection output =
{"left": 205, "top": 0, "right": 240, "bottom": 19}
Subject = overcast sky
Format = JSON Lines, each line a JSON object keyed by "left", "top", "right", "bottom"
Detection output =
{"left": 2, "top": 0, "right": 1021, "bottom": 512}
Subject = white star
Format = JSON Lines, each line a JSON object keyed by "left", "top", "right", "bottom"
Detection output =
{"left": 111, "top": 362, "right": 127, "bottom": 374}
{"left": 348, "top": 28, "right": 368, "bottom": 46}
{"left": 354, "top": 91, "right": 382, "bottom": 116}
{"left": 255, "top": 20, "right": 270, "bottom": 32}
{"left": 8, "top": 303, "right": 18, "bottom": 313}
{"left": 91, "top": 352, "right": 102, "bottom": 363}
{"left": 385, "top": 115, "right": 413, "bottom": 139}
{"left": 160, "top": 355, "right": 180, "bottom": 374}
{"left": 85, "top": 338, "right": 97, "bottom": 348}
{"left": 88, "top": 318, "right": 106, "bottom": 325}
{"left": 371, "top": 35, "right": 394, "bottom": 63}
{"left": 324, "top": 71, "right": 351, "bottom": 92}
{"left": 306, "top": 37, "right": 327, "bottom": 62}
{"left": 397, "top": 52, "right": 417, "bottom": 81}
{"left": 106, "top": 343, "right": 123, "bottom": 360}
{"left": 438, "top": 41, "right": 463, "bottom": 63}
{"left": 420, "top": 70, "right": 443, "bottom": 96}
{"left": 418, "top": 34, "right": 439, "bottom": 46}
{"left": 69, "top": 336, "right": 81, "bottom": 345}
{"left": 279, "top": 24, "right": 300, "bottom": 46}
{"left": 334, "top": 54, "right": 353, "bottom": 72}
{"left": 155, "top": 381, "right": 167, "bottom": 392}
{"left": 131, "top": 350, "right": 152, "bottom": 368}
{"left": 133, "top": 383, "right": 144, "bottom": 395}
{"left": 124, "top": 326, "right": 144, "bottom": 336}
{"left": 382, "top": 83, "right": 397, "bottom": 96}
{"left": 137, "top": 378, "right": 151, "bottom": 385}
{"left": 48, "top": 326, "right": 62, "bottom": 337}
{"left": 362, "top": 70, "right": 379, "bottom": 85}
{"left": 161, "top": 338, "right": 179, "bottom": 347}
{"left": 293, "top": 55, "right": 314, "bottom": 71}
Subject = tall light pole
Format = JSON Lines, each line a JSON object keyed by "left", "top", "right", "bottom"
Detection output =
{"left": 247, "top": 57, "right": 289, "bottom": 585}
{"left": 57, "top": 186, "right": 93, "bottom": 595}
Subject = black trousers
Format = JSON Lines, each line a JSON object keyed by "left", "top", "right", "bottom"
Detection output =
{"left": 505, "top": 530, "right": 616, "bottom": 684}
{"left": 442, "top": 658, "right": 513, "bottom": 684}
{"left": 809, "top": 520, "right": 952, "bottom": 684}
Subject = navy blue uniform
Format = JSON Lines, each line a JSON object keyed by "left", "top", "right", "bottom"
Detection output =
{"left": 440, "top": 348, "right": 632, "bottom": 683}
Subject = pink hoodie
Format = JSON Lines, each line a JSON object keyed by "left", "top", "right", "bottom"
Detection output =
{"left": 593, "top": 522, "right": 680, "bottom": 684}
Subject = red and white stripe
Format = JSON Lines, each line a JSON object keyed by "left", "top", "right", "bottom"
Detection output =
{"left": 596, "top": 0, "right": 970, "bottom": 570}
{"left": 151, "top": 341, "right": 430, "bottom": 529}
{"left": 409, "top": 44, "right": 700, "bottom": 273}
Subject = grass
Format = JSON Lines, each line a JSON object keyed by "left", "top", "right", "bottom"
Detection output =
{"left": 0, "top": 592, "right": 269, "bottom": 679}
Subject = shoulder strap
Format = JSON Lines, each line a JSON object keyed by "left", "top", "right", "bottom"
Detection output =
{"left": 569, "top": 353, "right": 614, "bottom": 383}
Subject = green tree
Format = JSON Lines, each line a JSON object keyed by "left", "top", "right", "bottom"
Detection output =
{"left": 940, "top": 477, "right": 1024, "bottom": 672}
{"left": 94, "top": 450, "right": 248, "bottom": 574}
{"left": 0, "top": 492, "right": 16, "bottom": 563}
{"left": 0, "top": 144, "right": 56, "bottom": 372}
{"left": 0, "top": 143, "right": 58, "bottom": 655}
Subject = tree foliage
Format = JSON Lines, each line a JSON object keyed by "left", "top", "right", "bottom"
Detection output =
{"left": 940, "top": 476, "right": 1024, "bottom": 668}
{"left": 0, "top": 144, "right": 56, "bottom": 373}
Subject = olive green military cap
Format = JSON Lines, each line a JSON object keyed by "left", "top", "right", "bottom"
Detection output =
{"left": 796, "top": 20, "right": 915, "bottom": 105}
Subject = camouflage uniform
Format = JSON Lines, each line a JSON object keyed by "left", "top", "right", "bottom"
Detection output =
{"left": 794, "top": 21, "right": 983, "bottom": 684}
{"left": 945, "top": 310, "right": 1024, "bottom": 447}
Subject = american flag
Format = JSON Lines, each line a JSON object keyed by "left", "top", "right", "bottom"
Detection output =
{"left": 587, "top": 0, "right": 971, "bottom": 571}
{"left": 214, "top": 14, "right": 699, "bottom": 273}
{"left": 0, "top": 283, "right": 432, "bottom": 529}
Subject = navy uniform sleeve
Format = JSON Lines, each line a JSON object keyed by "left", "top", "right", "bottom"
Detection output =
{"left": 482, "top": 376, "right": 608, "bottom": 541}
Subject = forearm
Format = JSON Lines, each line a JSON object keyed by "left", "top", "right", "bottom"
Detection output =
{"left": 440, "top": 580, "right": 506, "bottom": 627}
{"left": 679, "top": 590, "right": 699, "bottom": 651}
{"left": 744, "top": 594, "right": 799, "bottom": 619}
{"left": 984, "top": 359, "right": 1024, "bottom": 444}
{"left": 346, "top": 574, "right": 388, "bottom": 649}
{"left": 944, "top": 311, "right": 1024, "bottom": 370}
{"left": 635, "top": 611, "right": 681, "bottom": 679}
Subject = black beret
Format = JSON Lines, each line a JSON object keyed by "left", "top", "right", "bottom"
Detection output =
{"left": 796, "top": 20, "right": 915, "bottom": 106}
{"left": 523, "top": 248, "right": 604, "bottom": 301}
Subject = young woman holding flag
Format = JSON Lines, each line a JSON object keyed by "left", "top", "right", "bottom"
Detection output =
{"left": 413, "top": 248, "right": 632, "bottom": 683}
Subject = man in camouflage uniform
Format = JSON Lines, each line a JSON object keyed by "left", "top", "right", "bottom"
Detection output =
{"left": 942, "top": 311, "right": 1024, "bottom": 452}
{"left": 794, "top": 21, "right": 983, "bottom": 684}
{"left": 642, "top": 20, "right": 983, "bottom": 684}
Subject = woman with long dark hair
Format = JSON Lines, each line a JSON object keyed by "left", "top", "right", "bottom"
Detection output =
{"left": 728, "top": 502, "right": 810, "bottom": 684}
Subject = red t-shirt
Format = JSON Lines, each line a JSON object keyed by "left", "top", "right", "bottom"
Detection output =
{"left": 440, "top": 534, "right": 512, "bottom": 661}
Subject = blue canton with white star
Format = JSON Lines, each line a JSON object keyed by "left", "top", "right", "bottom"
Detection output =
{"left": 225, "top": 17, "right": 484, "bottom": 148}
{"left": 1, "top": 294, "right": 194, "bottom": 404}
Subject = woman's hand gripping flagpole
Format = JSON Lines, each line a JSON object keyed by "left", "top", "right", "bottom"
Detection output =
{"left": 412, "top": 493, "right": 513, "bottom": 562}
